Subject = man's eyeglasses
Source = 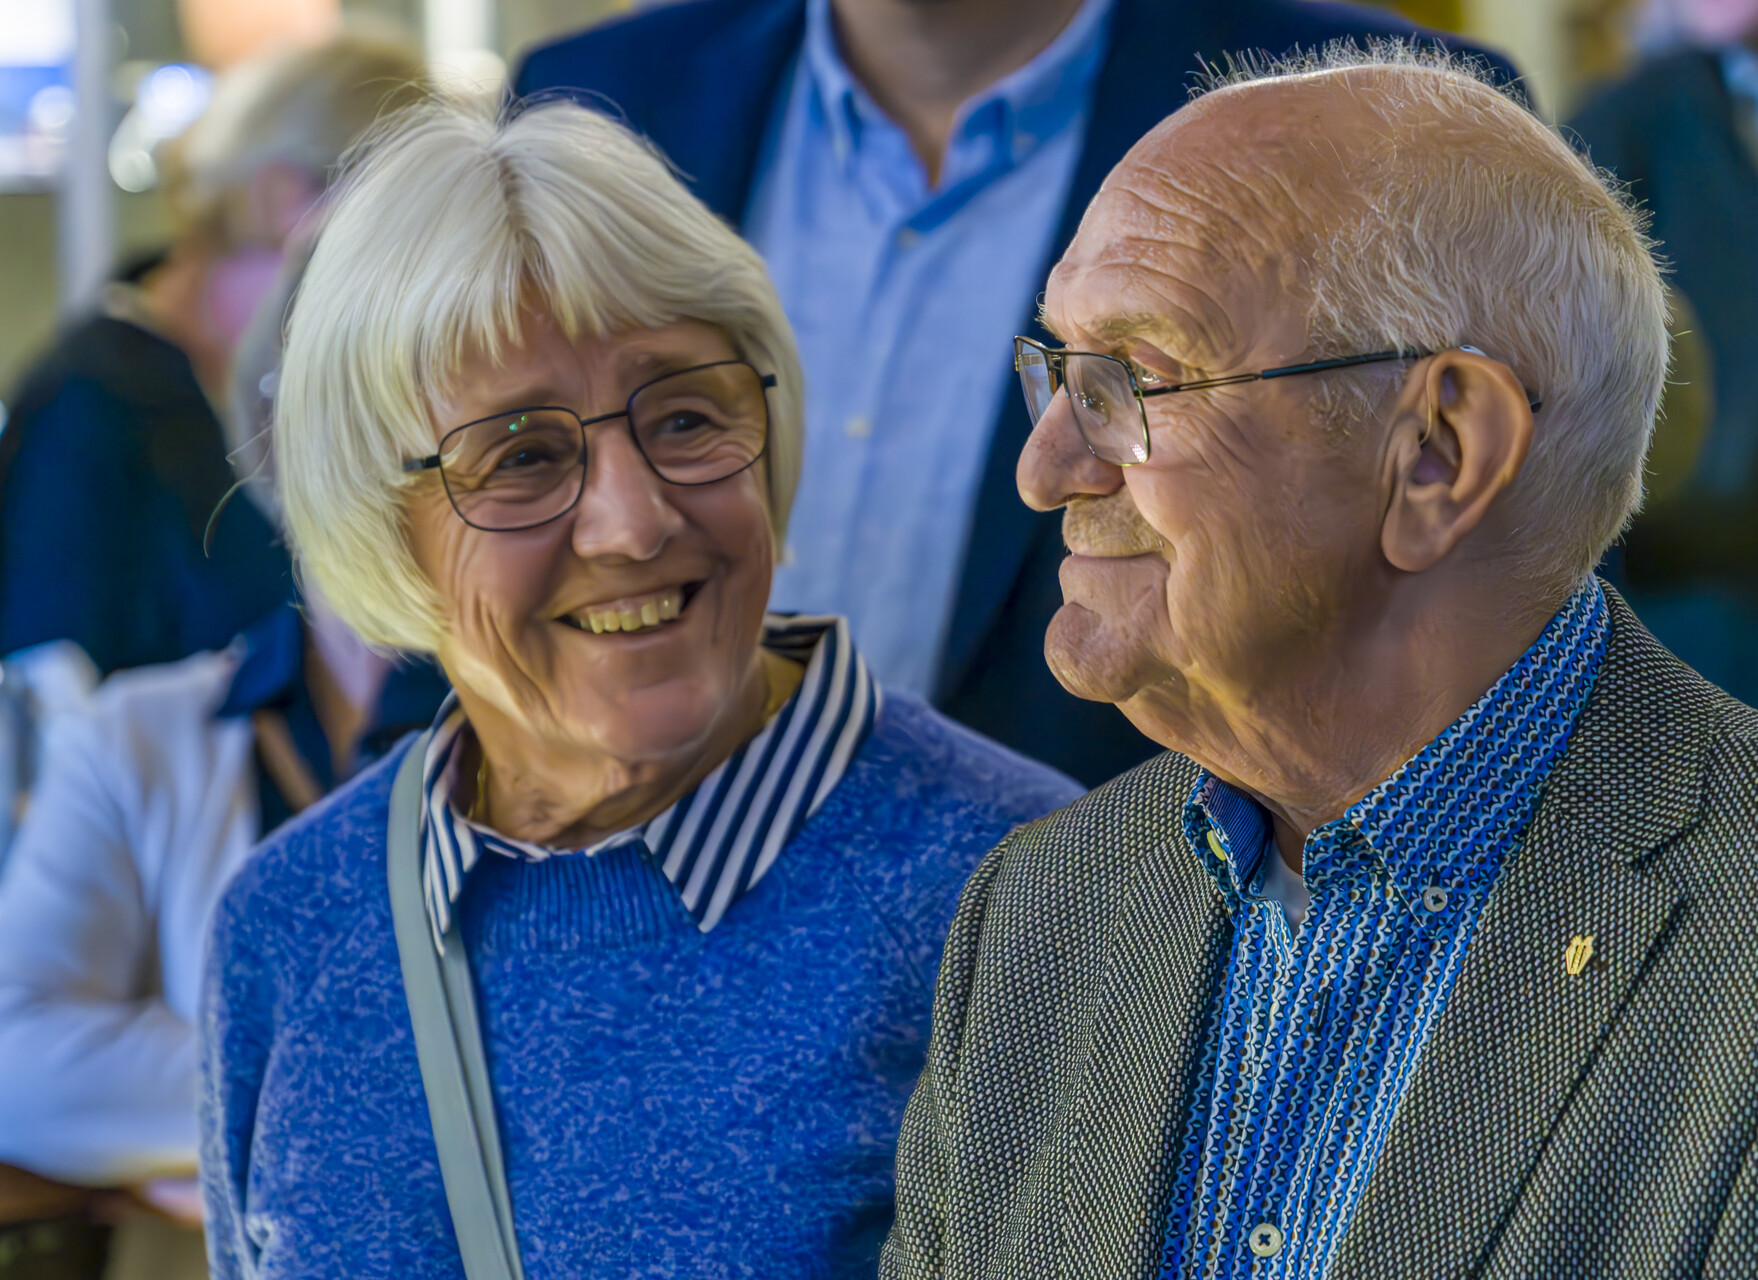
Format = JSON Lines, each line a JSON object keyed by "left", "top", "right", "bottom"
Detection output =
{"left": 405, "top": 360, "right": 776, "bottom": 532}
{"left": 1013, "top": 335, "right": 1542, "bottom": 467}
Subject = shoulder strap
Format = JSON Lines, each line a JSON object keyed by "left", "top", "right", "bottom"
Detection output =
{"left": 386, "top": 735, "right": 527, "bottom": 1280}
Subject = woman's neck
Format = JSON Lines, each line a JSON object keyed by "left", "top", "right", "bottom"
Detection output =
{"left": 464, "top": 650, "right": 803, "bottom": 849}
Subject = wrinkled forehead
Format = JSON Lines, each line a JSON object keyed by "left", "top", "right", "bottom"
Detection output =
{"left": 1044, "top": 80, "right": 1368, "bottom": 361}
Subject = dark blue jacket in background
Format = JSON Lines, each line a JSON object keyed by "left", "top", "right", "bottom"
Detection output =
{"left": 0, "top": 315, "right": 292, "bottom": 675}
{"left": 515, "top": 0, "right": 1518, "bottom": 785}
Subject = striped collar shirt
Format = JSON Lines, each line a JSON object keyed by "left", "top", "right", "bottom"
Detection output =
{"left": 418, "top": 614, "right": 879, "bottom": 951}
{"left": 1158, "top": 577, "right": 1610, "bottom": 1278}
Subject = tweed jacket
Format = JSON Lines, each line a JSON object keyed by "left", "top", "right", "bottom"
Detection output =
{"left": 882, "top": 592, "right": 1758, "bottom": 1279}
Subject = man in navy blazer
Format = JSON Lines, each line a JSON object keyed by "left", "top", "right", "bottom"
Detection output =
{"left": 514, "top": 0, "right": 1515, "bottom": 786}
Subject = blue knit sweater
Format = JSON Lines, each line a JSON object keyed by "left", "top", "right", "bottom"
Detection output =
{"left": 199, "top": 692, "right": 1081, "bottom": 1279}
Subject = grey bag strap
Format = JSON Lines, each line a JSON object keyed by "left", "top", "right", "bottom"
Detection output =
{"left": 387, "top": 734, "right": 527, "bottom": 1280}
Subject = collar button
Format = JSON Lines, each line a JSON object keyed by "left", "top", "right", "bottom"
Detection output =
{"left": 1421, "top": 885, "right": 1450, "bottom": 914}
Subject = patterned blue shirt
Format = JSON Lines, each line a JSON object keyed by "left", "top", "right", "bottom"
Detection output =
{"left": 744, "top": 0, "right": 1113, "bottom": 696}
{"left": 1159, "top": 579, "right": 1610, "bottom": 1278}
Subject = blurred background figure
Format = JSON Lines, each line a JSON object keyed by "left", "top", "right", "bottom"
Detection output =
{"left": 0, "top": 31, "right": 422, "bottom": 678}
{"left": 0, "top": 26, "right": 434, "bottom": 1280}
{"left": 1571, "top": 0, "right": 1758, "bottom": 704}
{"left": 516, "top": 0, "right": 1516, "bottom": 787}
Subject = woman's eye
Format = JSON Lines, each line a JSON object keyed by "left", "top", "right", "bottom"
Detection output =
{"left": 492, "top": 441, "right": 570, "bottom": 471}
{"left": 653, "top": 411, "right": 713, "bottom": 436}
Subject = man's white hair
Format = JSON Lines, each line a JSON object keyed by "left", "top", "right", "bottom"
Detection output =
{"left": 276, "top": 98, "right": 804, "bottom": 652}
{"left": 1205, "top": 42, "right": 1669, "bottom": 599}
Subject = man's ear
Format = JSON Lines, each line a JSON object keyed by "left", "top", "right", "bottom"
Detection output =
{"left": 1380, "top": 349, "right": 1534, "bottom": 573}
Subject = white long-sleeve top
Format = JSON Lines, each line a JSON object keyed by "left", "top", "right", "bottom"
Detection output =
{"left": 0, "top": 646, "right": 256, "bottom": 1184}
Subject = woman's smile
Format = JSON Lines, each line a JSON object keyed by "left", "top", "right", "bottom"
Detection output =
{"left": 556, "top": 580, "right": 705, "bottom": 635}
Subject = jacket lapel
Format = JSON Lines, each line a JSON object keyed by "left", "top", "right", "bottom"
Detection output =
{"left": 637, "top": 0, "right": 806, "bottom": 224}
{"left": 936, "top": 0, "right": 1227, "bottom": 694}
{"left": 1334, "top": 592, "right": 1711, "bottom": 1278}
{"left": 1050, "top": 754, "right": 1234, "bottom": 1274}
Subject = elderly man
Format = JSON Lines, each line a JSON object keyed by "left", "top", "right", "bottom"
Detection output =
{"left": 882, "top": 48, "right": 1758, "bottom": 1280}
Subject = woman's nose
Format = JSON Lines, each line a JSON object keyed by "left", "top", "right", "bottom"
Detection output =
{"left": 1016, "top": 391, "right": 1127, "bottom": 512}
{"left": 568, "top": 429, "right": 686, "bottom": 561}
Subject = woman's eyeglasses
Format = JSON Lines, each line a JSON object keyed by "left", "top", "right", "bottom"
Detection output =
{"left": 405, "top": 360, "right": 776, "bottom": 533}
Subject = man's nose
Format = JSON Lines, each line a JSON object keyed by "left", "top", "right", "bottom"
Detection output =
{"left": 1016, "top": 390, "right": 1127, "bottom": 512}
{"left": 569, "top": 429, "right": 686, "bottom": 561}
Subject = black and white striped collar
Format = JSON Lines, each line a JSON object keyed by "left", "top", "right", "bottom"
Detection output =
{"left": 418, "top": 614, "right": 878, "bottom": 951}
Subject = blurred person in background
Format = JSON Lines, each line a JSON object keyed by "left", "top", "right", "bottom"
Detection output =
{"left": 0, "top": 32, "right": 424, "bottom": 677}
{"left": 200, "top": 98, "right": 1078, "bottom": 1280}
{"left": 0, "top": 177, "right": 449, "bottom": 1277}
{"left": 513, "top": 0, "right": 1519, "bottom": 787}
{"left": 1572, "top": 0, "right": 1758, "bottom": 703}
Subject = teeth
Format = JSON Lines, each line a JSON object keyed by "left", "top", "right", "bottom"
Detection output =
{"left": 571, "top": 589, "right": 685, "bottom": 636}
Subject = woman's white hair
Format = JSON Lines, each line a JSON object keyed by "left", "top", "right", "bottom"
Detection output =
{"left": 1206, "top": 42, "right": 1669, "bottom": 601}
{"left": 276, "top": 97, "right": 804, "bottom": 652}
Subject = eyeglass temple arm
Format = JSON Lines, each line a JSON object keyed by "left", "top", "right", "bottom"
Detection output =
{"left": 1139, "top": 347, "right": 1542, "bottom": 411}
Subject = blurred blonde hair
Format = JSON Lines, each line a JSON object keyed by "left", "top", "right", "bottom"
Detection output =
{"left": 276, "top": 98, "right": 805, "bottom": 653}
{"left": 160, "top": 28, "right": 427, "bottom": 248}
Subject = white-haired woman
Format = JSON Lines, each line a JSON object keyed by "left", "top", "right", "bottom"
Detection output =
{"left": 198, "top": 99, "right": 1080, "bottom": 1280}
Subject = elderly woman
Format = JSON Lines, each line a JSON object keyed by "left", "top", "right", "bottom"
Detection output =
{"left": 197, "top": 98, "right": 1079, "bottom": 1280}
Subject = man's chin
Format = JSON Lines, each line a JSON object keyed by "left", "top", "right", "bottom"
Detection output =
{"left": 1043, "top": 604, "right": 1154, "bottom": 705}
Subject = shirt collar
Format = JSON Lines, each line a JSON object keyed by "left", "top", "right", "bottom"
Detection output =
{"left": 799, "top": 0, "right": 1114, "bottom": 179}
{"left": 217, "top": 603, "right": 305, "bottom": 717}
{"left": 419, "top": 614, "right": 881, "bottom": 951}
{"left": 1185, "top": 578, "right": 1611, "bottom": 932}
{"left": 218, "top": 602, "right": 452, "bottom": 809}
{"left": 218, "top": 602, "right": 451, "bottom": 735}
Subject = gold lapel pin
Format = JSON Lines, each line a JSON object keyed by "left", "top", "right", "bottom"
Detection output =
{"left": 1564, "top": 934, "right": 1595, "bottom": 976}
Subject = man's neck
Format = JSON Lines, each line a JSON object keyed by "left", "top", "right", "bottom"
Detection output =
{"left": 828, "top": 0, "right": 1088, "bottom": 182}
{"left": 1131, "top": 581, "right": 1566, "bottom": 872}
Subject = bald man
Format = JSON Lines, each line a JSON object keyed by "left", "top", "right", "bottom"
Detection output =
{"left": 881, "top": 48, "right": 1758, "bottom": 1280}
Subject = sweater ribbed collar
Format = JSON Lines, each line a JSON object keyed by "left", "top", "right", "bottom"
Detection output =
{"left": 419, "top": 614, "right": 879, "bottom": 951}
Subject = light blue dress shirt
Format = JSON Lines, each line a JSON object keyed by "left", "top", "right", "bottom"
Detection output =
{"left": 744, "top": 0, "right": 1114, "bottom": 696}
{"left": 1159, "top": 579, "right": 1610, "bottom": 1277}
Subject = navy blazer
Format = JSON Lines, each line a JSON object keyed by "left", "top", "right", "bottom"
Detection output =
{"left": 515, "top": 0, "right": 1516, "bottom": 785}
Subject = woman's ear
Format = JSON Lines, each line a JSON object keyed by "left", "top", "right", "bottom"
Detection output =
{"left": 1380, "top": 349, "right": 1534, "bottom": 573}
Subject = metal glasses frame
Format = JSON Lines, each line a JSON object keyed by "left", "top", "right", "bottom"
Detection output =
{"left": 1012, "top": 335, "right": 1542, "bottom": 466}
{"left": 403, "top": 360, "right": 778, "bottom": 533}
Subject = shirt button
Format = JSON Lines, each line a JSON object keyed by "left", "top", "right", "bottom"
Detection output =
{"left": 1206, "top": 830, "right": 1226, "bottom": 860}
{"left": 1248, "top": 1222, "right": 1284, "bottom": 1258}
{"left": 896, "top": 227, "right": 920, "bottom": 248}
{"left": 1422, "top": 885, "right": 1449, "bottom": 913}
{"left": 844, "top": 415, "right": 872, "bottom": 439}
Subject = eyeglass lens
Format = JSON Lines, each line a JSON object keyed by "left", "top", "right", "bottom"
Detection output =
{"left": 1015, "top": 340, "right": 1149, "bottom": 467}
{"left": 435, "top": 363, "right": 769, "bottom": 531}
